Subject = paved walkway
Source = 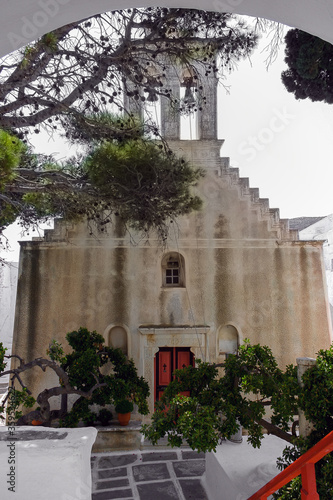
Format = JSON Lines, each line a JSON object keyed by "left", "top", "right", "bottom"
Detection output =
{"left": 91, "top": 449, "right": 208, "bottom": 500}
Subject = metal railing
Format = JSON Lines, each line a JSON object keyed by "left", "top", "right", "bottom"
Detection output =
{"left": 248, "top": 430, "right": 333, "bottom": 500}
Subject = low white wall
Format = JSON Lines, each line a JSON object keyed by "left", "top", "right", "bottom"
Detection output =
{"left": 0, "top": 426, "right": 97, "bottom": 500}
{"left": 203, "top": 435, "right": 287, "bottom": 500}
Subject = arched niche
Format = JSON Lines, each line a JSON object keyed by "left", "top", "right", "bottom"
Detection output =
{"left": 104, "top": 324, "right": 130, "bottom": 356}
{"left": 2, "top": 2, "right": 333, "bottom": 58}
{"left": 218, "top": 324, "right": 239, "bottom": 355}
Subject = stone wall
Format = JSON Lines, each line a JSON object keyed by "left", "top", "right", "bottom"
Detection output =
{"left": 12, "top": 141, "right": 332, "bottom": 414}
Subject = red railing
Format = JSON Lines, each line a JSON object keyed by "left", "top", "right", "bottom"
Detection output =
{"left": 248, "top": 430, "right": 333, "bottom": 500}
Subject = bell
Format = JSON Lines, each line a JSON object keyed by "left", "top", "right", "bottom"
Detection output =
{"left": 184, "top": 85, "right": 195, "bottom": 104}
{"left": 146, "top": 89, "right": 158, "bottom": 102}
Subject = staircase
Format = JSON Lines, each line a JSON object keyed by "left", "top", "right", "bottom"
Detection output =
{"left": 248, "top": 430, "right": 333, "bottom": 500}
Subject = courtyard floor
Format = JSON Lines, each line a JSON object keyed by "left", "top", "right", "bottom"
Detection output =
{"left": 91, "top": 448, "right": 208, "bottom": 500}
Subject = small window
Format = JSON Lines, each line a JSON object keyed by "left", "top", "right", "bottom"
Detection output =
{"left": 162, "top": 253, "right": 185, "bottom": 287}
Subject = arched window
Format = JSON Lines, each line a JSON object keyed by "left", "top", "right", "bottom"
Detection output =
{"left": 162, "top": 252, "right": 185, "bottom": 287}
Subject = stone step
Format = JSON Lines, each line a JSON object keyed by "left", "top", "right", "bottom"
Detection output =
{"left": 140, "top": 435, "right": 190, "bottom": 450}
{"left": 92, "top": 421, "right": 142, "bottom": 453}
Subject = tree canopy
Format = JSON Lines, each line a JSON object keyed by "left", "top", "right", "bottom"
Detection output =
{"left": 0, "top": 9, "right": 257, "bottom": 136}
{"left": 142, "top": 341, "right": 333, "bottom": 498}
{"left": 0, "top": 121, "right": 204, "bottom": 245}
{"left": 282, "top": 28, "right": 333, "bottom": 104}
{"left": 0, "top": 328, "right": 150, "bottom": 427}
{"left": 0, "top": 9, "right": 258, "bottom": 251}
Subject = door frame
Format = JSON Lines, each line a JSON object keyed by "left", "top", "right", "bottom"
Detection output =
{"left": 139, "top": 325, "right": 210, "bottom": 417}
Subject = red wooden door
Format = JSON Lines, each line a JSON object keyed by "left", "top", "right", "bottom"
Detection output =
{"left": 155, "top": 347, "right": 194, "bottom": 402}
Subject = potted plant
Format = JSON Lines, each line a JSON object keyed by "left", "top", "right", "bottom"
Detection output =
{"left": 98, "top": 408, "right": 113, "bottom": 426}
{"left": 115, "top": 400, "right": 133, "bottom": 426}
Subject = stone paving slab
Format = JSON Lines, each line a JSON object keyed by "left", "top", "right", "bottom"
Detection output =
{"left": 179, "top": 479, "right": 208, "bottom": 499}
{"left": 98, "top": 468, "right": 128, "bottom": 480}
{"left": 181, "top": 450, "right": 205, "bottom": 460}
{"left": 96, "top": 478, "right": 130, "bottom": 490}
{"left": 141, "top": 451, "right": 178, "bottom": 462}
{"left": 91, "top": 449, "right": 208, "bottom": 500}
{"left": 92, "top": 489, "right": 133, "bottom": 500}
{"left": 133, "top": 463, "right": 170, "bottom": 482}
{"left": 99, "top": 454, "right": 139, "bottom": 468}
{"left": 172, "top": 460, "right": 205, "bottom": 477}
{"left": 136, "top": 481, "right": 179, "bottom": 499}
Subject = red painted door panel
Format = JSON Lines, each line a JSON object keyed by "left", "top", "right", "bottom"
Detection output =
{"left": 177, "top": 350, "right": 191, "bottom": 370}
{"left": 155, "top": 347, "right": 194, "bottom": 402}
{"left": 158, "top": 350, "right": 172, "bottom": 386}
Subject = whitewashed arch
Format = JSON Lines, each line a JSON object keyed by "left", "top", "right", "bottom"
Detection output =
{"left": 2, "top": 1, "right": 333, "bottom": 57}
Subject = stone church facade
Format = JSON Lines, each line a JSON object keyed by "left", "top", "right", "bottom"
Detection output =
{"left": 12, "top": 64, "right": 332, "bottom": 416}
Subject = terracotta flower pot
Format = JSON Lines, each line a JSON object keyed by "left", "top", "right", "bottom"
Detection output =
{"left": 31, "top": 419, "right": 43, "bottom": 426}
{"left": 117, "top": 412, "right": 131, "bottom": 426}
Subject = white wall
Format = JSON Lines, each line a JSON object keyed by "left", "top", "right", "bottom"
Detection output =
{"left": 0, "top": 264, "right": 18, "bottom": 388}
{"left": 299, "top": 215, "right": 333, "bottom": 325}
{"left": 1, "top": 1, "right": 333, "bottom": 57}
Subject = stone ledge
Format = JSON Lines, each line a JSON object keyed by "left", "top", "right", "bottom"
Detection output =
{"left": 92, "top": 421, "right": 142, "bottom": 453}
{"left": 0, "top": 426, "right": 97, "bottom": 500}
{"left": 203, "top": 435, "right": 286, "bottom": 500}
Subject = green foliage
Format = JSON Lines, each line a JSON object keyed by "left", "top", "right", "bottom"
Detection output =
{"left": 1, "top": 327, "right": 149, "bottom": 427}
{"left": 65, "top": 113, "right": 145, "bottom": 144}
{"left": 115, "top": 400, "right": 134, "bottom": 414}
{"left": 41, "top": 32, "right": 58, "bottom": 52}
{"left": 282, "top": 29, "right": 333, "bottom": 104}
{"left": 83, "top": 137, "right": 204, "bottom": 234}
{"left": 143, "top": 341, "right": 333, "bottom": 497}
{"left": 0, "top": 9, "right": 257, "bottom": 247}
{"left": 143, "top": 341, "right": 307, "bottom": 453}
{"left": 0, "top": 129, "right": 26, "bottom": 190}
{"left": 1, "top": 114, "right": 204, "bottom": 242}
{"left": 143, "top": 347, "right": 285, "bottom": 452}
{"left": 273, "top": 432, "right": 333, "bottom": 499}
{"left": 273, "top": 346, "right": 333, "bottom": 499}
{"left": 98, "top": 408, "right": 113, "bottom": 425}
{"left": 46, "top": 339, "right": 66, "bottom": 363}
{"left": 58, "top": 328, "right": 149, "bottom": 426}
{"left": 60, "top": 398, "right": 97, "bottom": 428}
{"left": 0, "top": 342, "right": 7, "bottom": 373}
{"left": 300, "top": 345, "right": 333, "bottom": 433}
{"left": 4, "top": 387, "right": 36, "bottom": 422}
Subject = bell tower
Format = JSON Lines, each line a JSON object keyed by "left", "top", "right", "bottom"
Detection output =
{"left": 123, "top": 58, "right": 219, "bottom": 142}
{"left": 159, "top": 61, "right": 219, "bottom": 141}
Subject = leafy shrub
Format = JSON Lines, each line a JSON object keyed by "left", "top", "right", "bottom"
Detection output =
{"left": 115, "top": 400, "right": 134, "bottom": 414}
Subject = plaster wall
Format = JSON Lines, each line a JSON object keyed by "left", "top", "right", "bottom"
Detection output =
{"left": 0, "top": 264, "right": 18, "bottom": 390}
{"left": 2, "top": 1, "right": 333, "bottom": 58}
{"left": 298, "top": 214, "right": 333, "bottom": 322}
{"left": 12, "top": 140, "right": 332, "bottom": 414}
{"left": 0, "top": 426, "right": 96, "bottom": 500}
{"left": 204, "top": 435, "right": 286, "bottom": 500}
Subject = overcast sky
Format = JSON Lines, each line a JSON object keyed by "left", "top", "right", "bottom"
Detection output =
{"left": 218, "top": 30, "right": 333, "bottom": 220}
{"left": 2, "top": 21, "right": 333, "bottom": 261}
